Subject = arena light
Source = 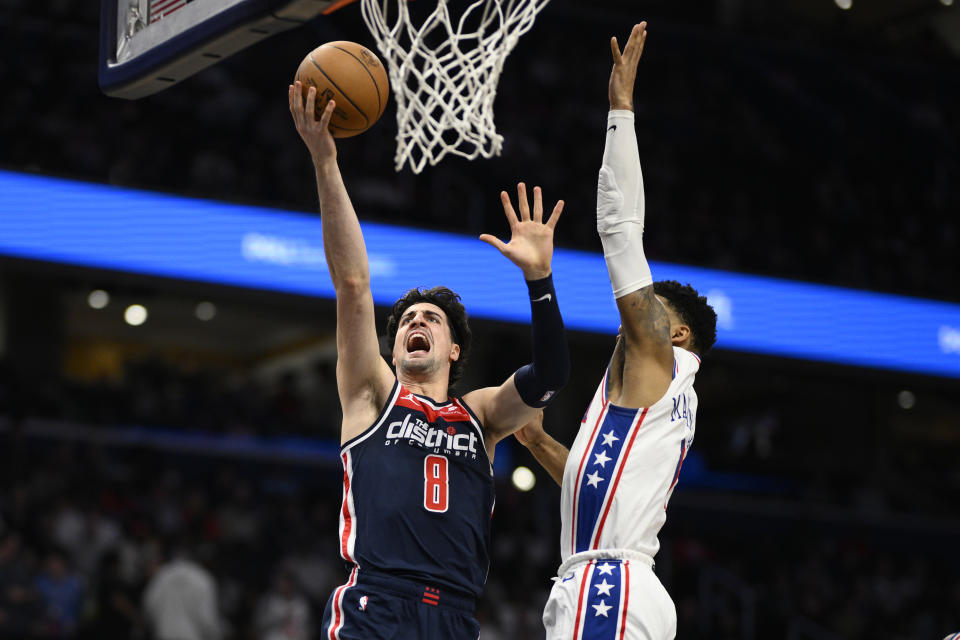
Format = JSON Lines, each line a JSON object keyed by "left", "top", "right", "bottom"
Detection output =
{"left": 835, "top": 0, "right": 852, "bottom": 8}
{"left": 87, "top": 289, "right": 110, "bottom": 309}
{"left": 195, "top": 301, "right": 216, "bottom": 321}
{"left": 511, "top": 466, "right": 536, "bottom": 492}
{"left": 124, "top": 304, "right": 148, "bottom": 326}
{"left": 897, "top": 390, "right": 916, "bottom": 410}
{"left": 940, "top": 0, "right": 953, "bottom": 6}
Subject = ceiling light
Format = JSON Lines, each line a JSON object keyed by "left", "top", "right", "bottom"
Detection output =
{"left": 124, "top": 304, "right": 148, "bottom": 326}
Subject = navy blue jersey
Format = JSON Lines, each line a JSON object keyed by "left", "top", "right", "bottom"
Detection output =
{"left": 337, "top": 381, "right": 495, "bottom": 598}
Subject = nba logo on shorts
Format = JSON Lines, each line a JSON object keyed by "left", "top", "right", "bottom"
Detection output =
{"left": 358, "top": 595, "right": 368, "bottom": 611}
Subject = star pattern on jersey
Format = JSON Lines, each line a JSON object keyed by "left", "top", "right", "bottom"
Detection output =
{"left": 596, "top": 562, "right": 616, "bottom": 576}
{"left": 600, "top": 431, "right": 620, "bottom": 447}
{"left": 585, "top": 471, "right": 604, "bottom": 488}
{"left": 592, "top": 600, "right": 612, "bottom": 617}
{"left": 593, "top": 450, "right": 611, "bottom": 468}
{"left": 594, "top": 579, "right": 614, "bottom": 596}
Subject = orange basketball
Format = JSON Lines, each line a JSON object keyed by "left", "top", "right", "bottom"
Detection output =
{"left": 294, "top": 41, "right": 390, "bottom": 138}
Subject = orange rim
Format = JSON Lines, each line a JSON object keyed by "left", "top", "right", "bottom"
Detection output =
{"left": 322, "top": 0, "right": 359, "bottom": 14}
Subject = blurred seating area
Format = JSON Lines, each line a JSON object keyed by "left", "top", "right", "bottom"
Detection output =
{"left": 0, "top": 414, "right": 957, "bottom": 639}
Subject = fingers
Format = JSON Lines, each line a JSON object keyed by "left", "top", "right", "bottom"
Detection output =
{"left": 624, "top": 22, "right": 647, "bottom": 61}
{"left": 478, "top": 234, "right": 508, "bottom": 254}
{"left": 305, "top": 84, "right": 317, "bottom": 121}
{"left": 319, "top": 98, "right": 335, "bottom": 130}
{"left": 499, "top": 190, "right": 519, "bottom": 227}
{"left": 545, "top": 200, "right": 565, "bottom": 229}
{"left": 610, "top": 36, "right": 622, "bottom": 64}
{"left": 532, "top": 186, "right": 544, "bottom": 223}
{"left": 516, "top": 182, "right": 531, "bottom": 221}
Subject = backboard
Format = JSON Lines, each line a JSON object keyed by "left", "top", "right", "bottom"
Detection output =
{"left": 99, "top": 0, "right": 353, "bottom": 98}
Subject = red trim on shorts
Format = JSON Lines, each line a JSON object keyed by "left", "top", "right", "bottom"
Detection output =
{"left": 327, "top": 565, "right": 358, "bottom": 640}
{"left": 618, "top": 561, "right": 630, "bottom": 640}
{"left": 571, "top": 561, "right": 595, "bottom": 640}
{"left": 592, "top": 408, "right": 648, "bottom": 546}
{"left": 339, "top": 452, "right": 354, "bottom": 562}
{"left": 571, "top": 404, "right": 609, "bottom": 555}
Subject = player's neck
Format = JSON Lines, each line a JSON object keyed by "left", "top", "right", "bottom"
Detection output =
{"left": 398, "top": 376, "right": 450, "bottom": 403}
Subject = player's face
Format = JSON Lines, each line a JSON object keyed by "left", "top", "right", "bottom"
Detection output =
{"left": 392, "top": 302, "right": 460, "bottom": 379}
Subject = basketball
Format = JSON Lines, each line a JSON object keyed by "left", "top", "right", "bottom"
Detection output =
{"left": 294, "top": 41, "right": 390, "bottom": 138}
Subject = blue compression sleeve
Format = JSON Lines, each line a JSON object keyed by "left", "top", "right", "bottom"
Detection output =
{"left": 513, "top": 274, "right": 570, "bottom": 407}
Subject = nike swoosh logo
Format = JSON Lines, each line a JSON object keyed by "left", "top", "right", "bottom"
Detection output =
{"left": 607, "top": 125, "right": 617, "bottom": 132}
{"left": 562, "top": 575, "right": 575, "bottom": 582}
{"left": 532, "top": 293, "right": 552, "bottom": 303}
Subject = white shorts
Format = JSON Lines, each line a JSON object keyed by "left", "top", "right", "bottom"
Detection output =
{"left": 542, "top": 552, "right": 676, "bottom": 640}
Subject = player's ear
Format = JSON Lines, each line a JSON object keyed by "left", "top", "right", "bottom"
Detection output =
{"left": 670, "top": 323, "right": 691, "bottom": 348}
{"left": 450, "top": 343, "right": 461, "bottom": 362}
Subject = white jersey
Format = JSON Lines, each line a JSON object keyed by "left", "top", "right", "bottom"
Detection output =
{"left": 559, "top": 346, "right": 699, "bottom": 563}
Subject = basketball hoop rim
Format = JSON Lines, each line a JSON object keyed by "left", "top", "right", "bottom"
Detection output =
{"left": 322, "top": 0, "right": 359, "bottom": 15}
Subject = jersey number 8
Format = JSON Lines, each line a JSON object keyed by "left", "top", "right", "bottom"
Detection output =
{"left": 424, "top": 455, "right": 449, "bottom": 513}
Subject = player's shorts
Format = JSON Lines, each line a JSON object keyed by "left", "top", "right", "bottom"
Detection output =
{"left": 320, "top": 566, "right": 480, "bottom": 640}
{"left": 543, "top": 550, "right": 676, "bottom": 640}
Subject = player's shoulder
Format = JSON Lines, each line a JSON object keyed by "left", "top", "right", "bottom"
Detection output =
{"left": 673, "top": 346, "right": 702, "bottom": 378}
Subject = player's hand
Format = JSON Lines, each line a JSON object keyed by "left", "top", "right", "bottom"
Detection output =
{"left": 609, "top": 22, "right": 647, "bottom": 111}
{"left": 514, "top": 410, "right": 546, "bottom": 449}
{"left": 479, "top": 183, "right": 564, "bottom": 281}
{"left": 289, "top": 82, "right": 337, "bottom": 166}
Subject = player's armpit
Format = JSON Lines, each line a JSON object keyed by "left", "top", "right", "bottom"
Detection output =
{"left": 610, "top": 285, "right": 675, "bottom": 408}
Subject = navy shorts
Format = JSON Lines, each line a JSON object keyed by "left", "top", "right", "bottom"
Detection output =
{"left": 320, "top": 568, "right": 480, "bottom": 640}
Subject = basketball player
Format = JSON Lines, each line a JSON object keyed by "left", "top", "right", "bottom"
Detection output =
{"left": 513, "top": 23, "right": 718, "bottom": 639}
{"left": 288, "top": 85, "right": 571, "bottom": 639}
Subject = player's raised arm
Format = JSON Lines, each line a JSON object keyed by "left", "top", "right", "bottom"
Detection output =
{"left": 289, "top": 84, "right": 394, "bottom": 440}
{"left": 514, "top": 411, "right": 569, "bottom": 487}
{"left": 464, "top": 183, "right": 570, "bottom": 444}
{"left": 598, "top": 23, "right": 677, "bottom": 408}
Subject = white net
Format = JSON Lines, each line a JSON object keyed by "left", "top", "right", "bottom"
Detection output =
{"left": 361, "top": 0, "right": 553, "bottom": 173}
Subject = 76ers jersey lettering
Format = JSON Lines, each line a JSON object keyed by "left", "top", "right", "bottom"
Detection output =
{"left": 338, "top": 382, "right": 494, "bottom": 598}
{"left": 560, "top": 347, "right": 700, "bottom": 562}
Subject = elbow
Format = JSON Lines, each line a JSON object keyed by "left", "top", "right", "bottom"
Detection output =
{"left": 334, "top": 274, "right": 370, "bottom": 294}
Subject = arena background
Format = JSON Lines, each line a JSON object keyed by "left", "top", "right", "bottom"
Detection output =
{"left": 1, "top": 0, "right": 959, "bottom": 637}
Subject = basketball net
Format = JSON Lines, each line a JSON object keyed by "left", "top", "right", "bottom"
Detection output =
{"left": 361, "top": 0, "right": 552, "bottom": 173}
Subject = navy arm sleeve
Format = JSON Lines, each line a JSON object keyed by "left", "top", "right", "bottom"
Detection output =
{"left": 513, "top": 274, "right": 570, "bottom": 407}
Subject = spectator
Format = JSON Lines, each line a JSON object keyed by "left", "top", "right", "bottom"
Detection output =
{"left": 142, "top": 540, "right": 222, "bottom": 640}
{"left": 253, "top": 569, "right": 311, "bottom": 640}
{"left": 33, "top": 549, "right": 83, "bottom": 637}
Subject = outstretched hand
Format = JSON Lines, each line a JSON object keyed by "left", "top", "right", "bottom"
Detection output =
{"left": 609, "top": 22, "right": 647, "bottom": 111}
{"left": 289, "top": 81, "right": 337, "bottom": 167}
{"left": 479, "top": 183, "right": 564, "bottom": 281}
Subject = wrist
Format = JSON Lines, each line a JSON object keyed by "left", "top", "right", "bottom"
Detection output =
{"left": 523, "top": 268, "right": 552, "bottom": 282}
{"left": 313, "top": 153, "right": 338, "bottom": 175}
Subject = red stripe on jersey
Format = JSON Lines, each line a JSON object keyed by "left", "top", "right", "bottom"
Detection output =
{"left": 665, "top": 440, "right": 688, "bottom": 510}
{"left": 618, "top": 561, "right": 630, "bottom": 640}
{"left": 339, "top": 452, "right": 354, "bottom": 563}
{"left": 395, "top": 387, "right": 472, "bottom": 423}
{"left": 327, "top": 565, "right": 357, "bottom": 640}
{"left": 570, "top": 403, "right": 609, "bottom": 555}
{"left": 571, "top": 561, "right": 594, "bottom": 640}
{"left": 592, "top": 408, "right": 648, "bottom": 547}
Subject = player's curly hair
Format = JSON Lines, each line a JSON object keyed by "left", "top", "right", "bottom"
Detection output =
{"left": 385, "top": 286, "right": 472, "bottom": 388}
{"left": 653, "top": 280, "right": 718, "bottom": 356}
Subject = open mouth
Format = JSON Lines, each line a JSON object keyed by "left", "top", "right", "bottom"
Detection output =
{"left": 406, "top": 332, "right": 431, "bottom": 355}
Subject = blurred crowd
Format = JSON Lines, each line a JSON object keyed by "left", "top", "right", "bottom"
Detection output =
{"left": 0, "top": 351, "right": 958, "bottom": 638}
{"left": 1, "top": 0, "right": 958, "bottom": 303}
{"left": 0, "top": 416, "right": 957, "bottom": 640}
